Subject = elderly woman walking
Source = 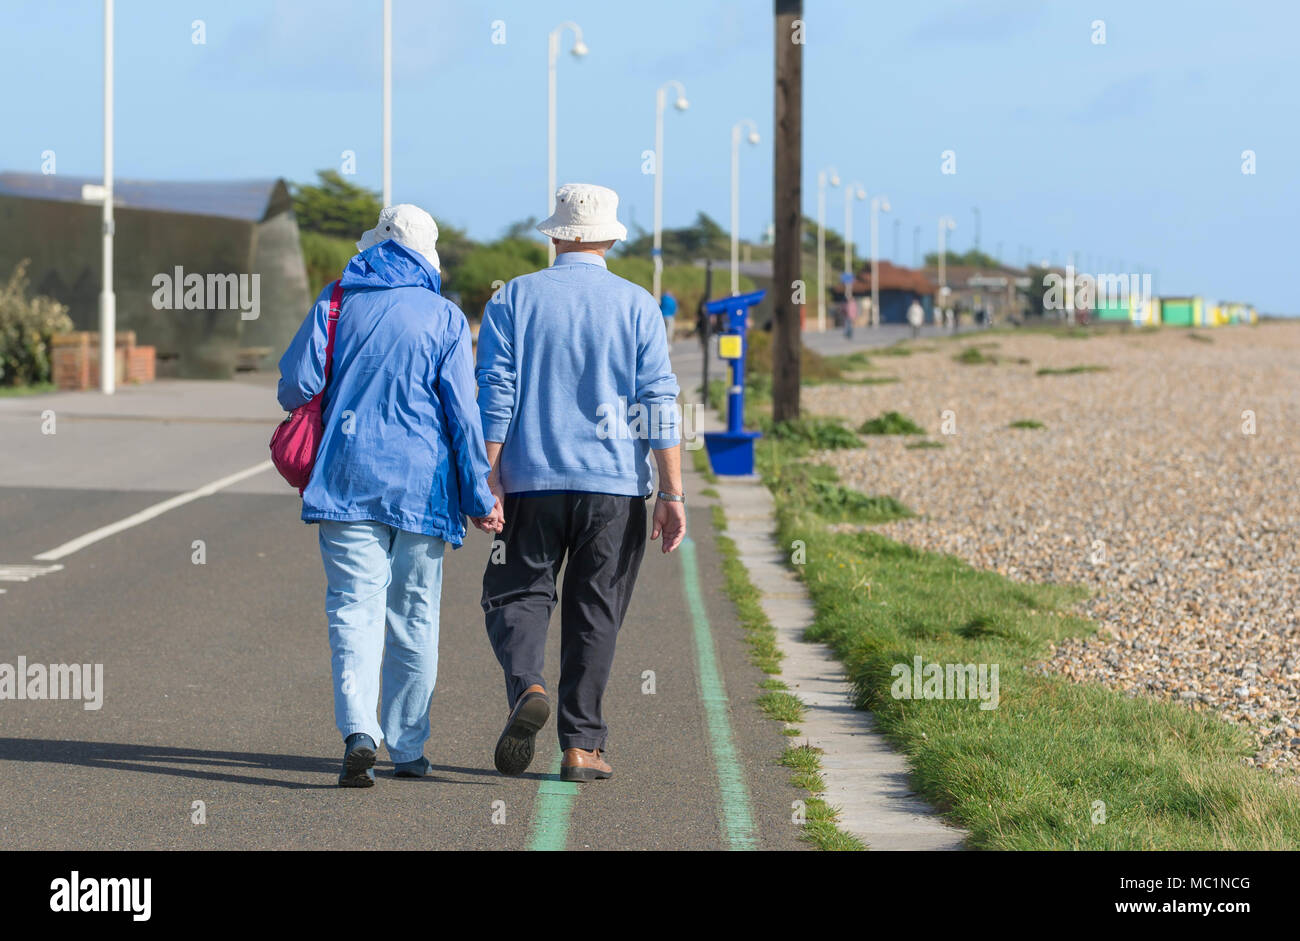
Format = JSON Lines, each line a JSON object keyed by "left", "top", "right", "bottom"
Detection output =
{"left": 277, "top": 205, "right": 498, "bottom": 787}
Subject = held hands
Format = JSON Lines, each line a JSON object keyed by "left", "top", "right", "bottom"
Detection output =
{"left": 471, "top": 497, "right": 504, "bottom": 534}
{"left": 652, "top": 496, "right": 687, "bottom": 554}
{"left": 471, "top": 473, "right": 506, "bottom": 535}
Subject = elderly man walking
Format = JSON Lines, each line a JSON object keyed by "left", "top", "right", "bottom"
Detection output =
{"left": 475, "top": 183, "right": 685, "bottom": 782}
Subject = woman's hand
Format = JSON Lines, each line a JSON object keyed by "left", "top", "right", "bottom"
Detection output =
{"left": 472, "top": 497, "right": 504, "bottom": 534}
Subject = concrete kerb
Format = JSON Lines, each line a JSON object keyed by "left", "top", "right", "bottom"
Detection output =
{"left": 694, "top": 407, "right": 967, "bottom": 850}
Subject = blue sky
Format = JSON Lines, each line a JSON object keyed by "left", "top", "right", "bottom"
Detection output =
{"left": 2, "top": 0, "right": 1296, "bottom": 311}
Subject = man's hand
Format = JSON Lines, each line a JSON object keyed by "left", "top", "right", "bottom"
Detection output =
{"left": 651, "top": 497, "right": 686, "bottom": 553}
{"left": 487, "top": 472, "right": 505, "bottom": 509}
{"left": 650, "top": 444, "right": 686, "bottom": 553}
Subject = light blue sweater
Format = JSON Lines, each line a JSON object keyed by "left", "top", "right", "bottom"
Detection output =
{"left": 475, "top": 253, "right": 681, "bottom": 496}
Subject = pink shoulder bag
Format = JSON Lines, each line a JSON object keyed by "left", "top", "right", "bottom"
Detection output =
{"left": 269, "top": 280, "right": 343, "bottom": 493}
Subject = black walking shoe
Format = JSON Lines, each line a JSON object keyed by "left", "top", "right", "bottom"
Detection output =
{"left": 338, "top": 732, "right": 377, "bottom": 788}
{"left": 493, "top": 686, "right": 550, "bottom": 776}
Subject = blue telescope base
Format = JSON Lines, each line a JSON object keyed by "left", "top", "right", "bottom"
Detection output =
{"left": 702, "top": 429, "right": 763, "bottom": 476}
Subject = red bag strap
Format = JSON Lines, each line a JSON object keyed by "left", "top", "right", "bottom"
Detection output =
{"left": 323, "top": 280, "right": 344, "bottom": 384}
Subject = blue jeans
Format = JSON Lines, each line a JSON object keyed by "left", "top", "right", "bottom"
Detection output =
{"left": 317, "top": 520, "right": 445, "bottom": 763}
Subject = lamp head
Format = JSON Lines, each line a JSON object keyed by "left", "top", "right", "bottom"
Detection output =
{"left": 747, "top": 130, "right": 760, "bottom": 146}
{"left": 881, "top": 198, "right": 891, "bottom": 212}
{"left": 830, "top": 173, "right": 841, "bottom": 187}
{"left": 571, "top": 39, "right": 588, "bottom": 57}
{"left": 674, "top": 96, "right": 689, "bottom": 111}
{"left": 854, "top": 186, "right": 865, "bottom": 200}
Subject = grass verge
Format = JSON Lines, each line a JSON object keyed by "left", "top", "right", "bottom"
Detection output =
{"left": 707, "top": 500, "right": 864, "bottom": 850}
{"left": 690, "top": 442, "right": 717, "bottom": 484}
{"left": 758, "top": 430, "right": 1300, "bottom": 849}
{"left": 0, "top": 382, "right": 55, "bottom": 397}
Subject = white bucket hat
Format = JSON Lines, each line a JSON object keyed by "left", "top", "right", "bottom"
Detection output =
{"left": 357, "top": 203, "right": 441, "bottom": 272}
{"left": 536, "top": 183, "right": 628, "bottom": 243}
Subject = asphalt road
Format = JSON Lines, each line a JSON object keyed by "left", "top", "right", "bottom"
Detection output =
{"left": 0, "top": 377, "right": 806, "bottom": 851}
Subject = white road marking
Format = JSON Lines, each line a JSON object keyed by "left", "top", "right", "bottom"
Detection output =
{"left": 0, "top": 563, "right": 64, "bottom": 599}
{"left": 0, "top": 563, "right": 65, "bottom": 581}
{"left": 33, "top": 460, "right": 276, "bottom": 562}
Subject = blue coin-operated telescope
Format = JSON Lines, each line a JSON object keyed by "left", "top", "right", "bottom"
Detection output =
{"left": 702, "top": 289, "right": 766, "bottom": 475}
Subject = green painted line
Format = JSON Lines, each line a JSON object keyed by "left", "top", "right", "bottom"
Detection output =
{"left": 526, "top": 749, "right": 579, "bottom": 852}
{"left": 679, "top": 536, "right": 758, "bottom": 850}
{"left": 525, "top": 535, "right": 756, "bottom": 852}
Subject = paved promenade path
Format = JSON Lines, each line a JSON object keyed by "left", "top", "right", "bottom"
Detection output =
{"left": 0, "top": 373, "right": 804, "bottom": 851}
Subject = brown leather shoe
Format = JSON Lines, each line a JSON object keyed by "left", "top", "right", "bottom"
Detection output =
{"left": 560, "top": 747, "right": 613, "bottom": 782}
{"left": 494, "top": 684, "right": 549, "bottom": 776}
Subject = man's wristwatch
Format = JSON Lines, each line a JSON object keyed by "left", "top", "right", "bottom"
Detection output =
{"left": 657, "top": 490, "right": 686, "bottom": 504}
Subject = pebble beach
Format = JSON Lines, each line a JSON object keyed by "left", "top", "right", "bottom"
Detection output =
{"left": 806, "top": 322, "right": 1300, "bottom": 775}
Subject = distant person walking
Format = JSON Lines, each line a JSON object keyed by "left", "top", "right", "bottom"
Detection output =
{"left": 475, "top": 183, "right": 685, "bottom": 783}
{"left": 843, "top": 295, "right": 858, "bottom": 339}
{"left": 660, "top": 289, "right": 678, "bottom": 341}
{"left": 277, "top": 204, "right": 497, "bottom": 788}
{"left": 907, "top": 296, "right": 925, "bottom": 338}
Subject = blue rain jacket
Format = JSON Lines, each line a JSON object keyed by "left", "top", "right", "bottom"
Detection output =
{"left": 277, "top": 240, "right": 495, "bottom": 546}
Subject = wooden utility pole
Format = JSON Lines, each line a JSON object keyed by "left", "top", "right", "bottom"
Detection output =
{"left": 772, "top": 0, "right": 803, "bottom": 422}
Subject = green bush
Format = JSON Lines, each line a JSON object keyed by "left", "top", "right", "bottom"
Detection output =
{"left": 299, "top": 231, "right": 358, "bottom": 300}
{"left": 761, "top": 415, "right": 860, "bottom": 451}
{"left": 953, "top": 346, "right": 996, "bottom": 365}
{"left": 291, "top": 171, "right": 382, "bottom": 240}
{"left": 447, "top": 238, "right": 549, "bottom": 317}
{"left": 0, "top": 260, "right": 73, "bottom": 387}
{"left": 859, "top": 411, "right": 925, "bottom": 435}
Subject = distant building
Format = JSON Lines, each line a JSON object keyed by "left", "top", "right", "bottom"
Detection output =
{"left": 923, "top": 264, "right": 1032, "bottom": 323}
{"left": 0, "top": 172, "right": 310, "bottom": 378}
{"left": 833, "top": 261, "right": 937, "bottom": 324}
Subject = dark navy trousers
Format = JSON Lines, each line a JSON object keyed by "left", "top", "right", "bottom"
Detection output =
{"left": 481, "top": 492, "right": 648, "bottom": 751}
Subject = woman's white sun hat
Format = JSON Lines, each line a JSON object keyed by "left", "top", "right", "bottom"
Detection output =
{"left": 357, "top": 203, "right": 441, "bottom": 272}
{"left": 536, "top": 183, "right": 628, "bottom": 243}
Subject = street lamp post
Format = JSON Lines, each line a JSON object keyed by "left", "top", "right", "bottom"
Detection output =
{"left": 100, "top": 0, "right": 115, "bottom": 394}
{"left": 652, "top": 80, "right": 688, "bottom": 301}
{"left": 547, "top": 21, "right": 587, "bottom": 264}
{"left": 972, "top": 206, "right": 981, "bottom": 252}
{"left": 937, "top": 216, "right": 956, "bottom": 326}
{"left": 730, "top": 119, "right": 759, "bottom": 296}
{"left": 870, "top": 195, "right": 890, "bottom": 328}
{"left": 382, "top": 0, "right": 391, "bottom": 207}
{"left": 816, "top": 166, "right": 840, "bottom": 331}
{"left": 842, "top": 181, "right": 865, "bottom": 313}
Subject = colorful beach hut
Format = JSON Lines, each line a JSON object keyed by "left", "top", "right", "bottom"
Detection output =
{"left": 1159, "top": 296, "right": 1208, "bottom": 327}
